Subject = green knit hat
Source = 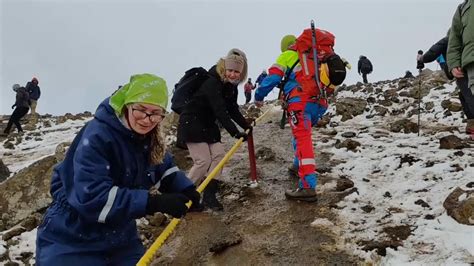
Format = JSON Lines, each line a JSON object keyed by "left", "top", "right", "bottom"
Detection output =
{"left": 280, "top": 34, "right": 296, "bottom": 52}
{"left": 109, "top": 73, "right": 168, "bottom": 115}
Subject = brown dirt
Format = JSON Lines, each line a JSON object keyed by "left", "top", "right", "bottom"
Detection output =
{"left": 145, "top": 110, "right": 362, "bottom": 265}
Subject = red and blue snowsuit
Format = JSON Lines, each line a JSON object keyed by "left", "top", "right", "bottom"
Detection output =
{"left": 254, "top": 49, "right": 327, "bottom": 189}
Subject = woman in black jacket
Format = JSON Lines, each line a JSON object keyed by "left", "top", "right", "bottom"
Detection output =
{"left": 177, "top": 49, "right": 251, "bottom": 210}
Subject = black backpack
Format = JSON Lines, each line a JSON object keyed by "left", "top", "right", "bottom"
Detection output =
{"left": 361, "top": 58, "right": 373, "bottom": 73}
{"left": 171, "top": 67, "right": 209, "bottom": 114}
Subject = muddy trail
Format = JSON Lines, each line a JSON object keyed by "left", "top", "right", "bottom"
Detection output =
{"left": 142, "top": 108, "right": 362, "bottom": 265}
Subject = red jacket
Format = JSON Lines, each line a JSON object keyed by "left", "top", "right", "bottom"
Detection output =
{"left": 244, "top": 82, "right": 254, "bottom": 93}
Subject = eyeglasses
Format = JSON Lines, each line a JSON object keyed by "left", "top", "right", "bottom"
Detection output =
{"left": 131, "top": 108, "right": 165, "bottom": 123}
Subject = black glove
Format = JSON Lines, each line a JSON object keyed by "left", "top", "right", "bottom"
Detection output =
{"left": 146, "top": 192, "right": 189, "bottom": 218}
{"left": 234, "top": 131, "right": 248, "bottom": 141}
{"left": 181, "top": 186, "right": 201, "bottom": 208}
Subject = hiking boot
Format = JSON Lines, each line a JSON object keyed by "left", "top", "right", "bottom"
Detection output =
{"left": 285, "top": 188, "right": 317, "bottom": 202}
{"left": 466, "top": 119, "right": 474, "bottom": 134}
{"left": 202, "top": 180, "right": 224, "bottom": 211}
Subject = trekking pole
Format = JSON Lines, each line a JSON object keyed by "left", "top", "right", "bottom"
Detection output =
{"left": 418, "top": 69, "right": 422, "bottom": 136}
{"left": 310, "top": 20, "right": 323, "bottom": 98}
{"left": 247, "top": 130, "right": 258, "bottom": 187}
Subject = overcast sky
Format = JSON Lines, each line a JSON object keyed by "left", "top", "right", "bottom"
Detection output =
{"left": 1, "top": 0, "right": 459, "bottom": 115}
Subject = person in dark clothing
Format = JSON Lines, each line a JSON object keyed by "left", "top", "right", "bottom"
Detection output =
{"left": 3, "top": 85, "right": 30, "bottom": 135}
{"left": 25, "top": 77, "right": 41, "bottom": 115}
{"left": 177, "top": 48, "right": 252, "bottom": 211}
{"left": 244, "top": 78, "right": 255, "bottom": 104}
{"left": 418, "top": 33, "right": 474, "bottom": 132}
{"left": 404, "top": 70, "right": 415, "bottom": 79}
{"left": 357, "top": 55, "right": 373, "bottom": 83}
{"left": 36, "top": 74, "right": 200, "bottom": 265}
{"left": 417, "top": 36, "right": 454, "bottom": 79}
{"left": 417, "top": 50, "right": 425, "bottom": 70}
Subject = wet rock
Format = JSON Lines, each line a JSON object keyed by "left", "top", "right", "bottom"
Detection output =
{"left": 255, "top": 147, "right": 276, "bottom": 161}
{"left": 377, "top": 99, "right": 393, "bottom": 107}
{"left": 424, "top": 214, "right": 435, "bottom": 220}
{"left": 383, "top": 192, "right": 392, "bottom": 198}
{"left": 341, "top": 132, "right": 356, "bottom": 138}
{"left": 336, "top": 178, "right": 354, "bottom": 191}
{"left": 389, "top": 119, "right": 418, "bottom": 134}
{"left": 55, "top": 142, "right": 71, "bottom": 162}
{"left": 147, "top": 213, "right": 166, "bottom": 227}
{"left": 0, "top": 159, "right": 10, "bottom": 182}
{"left": 209, "top": 233, "right": 242, "bottom": 253}
{"left": 425, "top": 102, "right": 434, "bottom": 110}
{"left": 2, "top": 227, "right": 26, "bottom": 241}
{"left": 467, "top": 182, "right": 474, "bottom": 188}
{"left": 441, "top": 99, "right": 451, "bottom": 109}
{"left": 415, "top": 199, "right": 430, "bottom": 208}
{"left": 316, "top": 115, "right": 331, "bottom": 128}
{"left": 0, "top": 155, "right": 57, "bottom": 228}
{"left": 367, "top": 97, "right": 376, "bottom": 104}
{"left": 443, "top": 187, "right": 474, "bottom": 225}
{"left": 3, "top": 141, "right": 14, "bottom": 150}
{"left": 398, "top": 154, "right": 421, "bottom": 168}
{"left": 361, "top": 205, "right": 375, "bottom": 213}
{"left": 439, "top": 135, "right": 470, "bottom": 149}
{"left": 335, "top": 98, "right": 367, "bottom": 121}
{"left": 19, "top": 215, "right": 40, "bottom": 231}
{"left": 335, "top": 139, "right": 361, "bottom": 152}
{"left": 383, "top": 225, "right": 412, "bottom": 241}
{"left": 398, "top": 79, "right": 410, "bottom": 90}
{"left": 448, "top": 102, "right": 463, "bottom": 112}
{"left": 374, "top": 106, "right": 388, "bottom": 116}
{"left": 453, "top": 151, "right": 464, "bottom": 156}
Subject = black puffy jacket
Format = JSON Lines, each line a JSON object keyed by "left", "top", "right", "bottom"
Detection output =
{"left": 421, "top": 37, "right": 453, "bottom": 79}
{"left": 177, "top": 65, "right": 249, "bottom": 144}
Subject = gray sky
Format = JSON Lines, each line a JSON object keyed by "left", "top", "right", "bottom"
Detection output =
{"left": 1, "top": 0, "right": 458, "bottom": 115}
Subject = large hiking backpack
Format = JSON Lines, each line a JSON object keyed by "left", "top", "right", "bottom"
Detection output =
{"left": 171, "top": 67, "right": 208, "bottom": 114}
{"left": 292, "top": 27, "right": 345, "bottom": 98}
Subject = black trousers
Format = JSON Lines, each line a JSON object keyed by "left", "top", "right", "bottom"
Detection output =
{"left": 4, "top": 106, "right": 29, "bottom": 134}
{"left": 362, "top": 73, "right": 368, "bottom": 84}
{"left": 457, "top": 77, "right": 474, "bottom": 119}
{"left": 245, "top": 92, "right": 252, "bottom": 104}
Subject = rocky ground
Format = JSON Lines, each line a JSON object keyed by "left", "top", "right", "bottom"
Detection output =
{"left": 0, "top": 69, "right": 472, "bottom": 265}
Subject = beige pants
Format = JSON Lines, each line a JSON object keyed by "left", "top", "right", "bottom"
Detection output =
{"left": 30, "top": 100, "right": 37, "bottom": 115}
{"left": 186, "top": 142, "right": 225, "bottom": 184}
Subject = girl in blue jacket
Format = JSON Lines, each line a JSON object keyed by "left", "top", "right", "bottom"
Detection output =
{"left": 36, "top": 74, "right": 200, "bottom": 265}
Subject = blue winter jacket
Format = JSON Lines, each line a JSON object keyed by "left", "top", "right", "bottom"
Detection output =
{"left": 38, "top": 98, "right": 193, "bottom": 250}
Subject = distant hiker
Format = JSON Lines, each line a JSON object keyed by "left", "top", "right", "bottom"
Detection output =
{"left": 416, "top": 50, "right": 425, "bottom": 70}
{"left": 36, "top": 74, "right": 200, "bottom": 265}
{"left": 255, "top": 70, "right": 267, "bottom": 88}
{"left": 244, "top": 78, "right": 255, "bottom": 104}
{"left": 404, "top": 70, "right": 415, "bottom": 79}
{"left": 448, "top": 0, "right": 474, "bottom": 134}
{"left": 417, "top": 35, "right": 454, "bottom": 79}
{"left": 176, "top": 48, "right": 253, "bottom": 211}
{"left": 357, "top": 55, "right": 373, "bottom": 83}
{"left": 254, "top": 28, "right": 347, "bottom": 202}
{"left": 25, "top": 77, "right": 41, "bottom": 115}
{"left": 2, "top": 84, "right": 30, "bottom": 136}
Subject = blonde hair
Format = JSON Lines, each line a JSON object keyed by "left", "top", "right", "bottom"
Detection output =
{"left": 149, "top": 125, "right": 166, "bottom": 164}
